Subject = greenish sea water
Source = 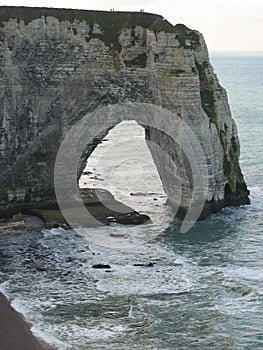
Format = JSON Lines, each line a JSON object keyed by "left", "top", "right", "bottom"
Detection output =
{"left": 0, "top": 52, "right": 262, "bottom": 349}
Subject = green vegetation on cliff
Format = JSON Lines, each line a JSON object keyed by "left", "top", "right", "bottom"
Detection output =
{"left": 0, "top": 6, "right": 175, "bottom": 50}
{"left": 0, "top": 6, "right": 200, "bottom": 50}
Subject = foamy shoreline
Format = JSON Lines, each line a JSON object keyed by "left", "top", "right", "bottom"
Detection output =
{"left": 0, "top": 291, "right": 56, "bottom": 350}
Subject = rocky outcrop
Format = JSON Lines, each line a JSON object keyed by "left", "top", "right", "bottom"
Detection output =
{"left": 0, "top": 7, "right": 249, "bottom": 224}
{"left": 0, "top": 188, "right": 151, "bottom": 229}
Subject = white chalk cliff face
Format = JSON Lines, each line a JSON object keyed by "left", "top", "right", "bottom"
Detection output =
{"left": 0, "top": 7, "right": 249, "bottom": 220}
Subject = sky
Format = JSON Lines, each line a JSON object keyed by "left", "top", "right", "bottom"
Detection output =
{"left": 0, "top": 0, "right": 262, "bottom": 51}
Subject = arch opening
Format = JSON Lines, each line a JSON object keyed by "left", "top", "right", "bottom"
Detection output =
{"left": 54, "top": 102, "right": 209, "bottom": 232}
{"left": 78, "top": 120, "right": 172, "bottom": 224}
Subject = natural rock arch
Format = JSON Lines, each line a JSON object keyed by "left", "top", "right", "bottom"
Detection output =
{"left": 78, "top": 119, "right": 168, "bottom": 208}
{"left": 0, "top": 7, "right": 249, "bottom": 225}
{"left": 54, "top": 102, "right": 209, "bottom": 230}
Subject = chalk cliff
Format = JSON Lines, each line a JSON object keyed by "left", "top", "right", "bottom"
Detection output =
{"left": 0, "top": 6, "right": 249, "bottom": 224}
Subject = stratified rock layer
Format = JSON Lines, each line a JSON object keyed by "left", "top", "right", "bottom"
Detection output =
{"left": 0, "top": 7, "right": 249, "bottom": 222}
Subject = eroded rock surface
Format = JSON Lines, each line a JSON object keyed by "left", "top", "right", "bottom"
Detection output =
{"left": 0, "top": 7, "right": 249, "bottom": 223}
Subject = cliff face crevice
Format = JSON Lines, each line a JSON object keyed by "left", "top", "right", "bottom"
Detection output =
{"left": 0, "top": 6, "right": 249, "bottom": 220}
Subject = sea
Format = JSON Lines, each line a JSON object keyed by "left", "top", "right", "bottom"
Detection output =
{"left": 0, "top": 51, "right": 262, "bottom": 350}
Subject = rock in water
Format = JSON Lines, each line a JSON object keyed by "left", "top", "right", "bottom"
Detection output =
{"left": 92, "top": 264, "right": 112, "bottom": 269}
{"left": 133, "top": 262, "right": 155, "bottom": 267}
{"left": 0, "top": 7, "right": 249, "bottom": 224}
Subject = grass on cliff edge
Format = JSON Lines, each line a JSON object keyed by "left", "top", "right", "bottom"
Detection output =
{"left": 0, "top": 6, "right": 174, "bottom": 31}
{"left": 0, "top": 6, "right": 199, "bottom": 49}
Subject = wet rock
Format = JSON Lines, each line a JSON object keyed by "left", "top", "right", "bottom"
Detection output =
{"left": 133, "top": 262, "right": 155, "bottom": 267}
{"left": 23, "top": 215, "right": 46, "bottom": 231}
{"left": 0, "top": 213, "right": 26, "bottom": 231}
{"left": 92, "top": 264, "right": 111, "bottom": 269}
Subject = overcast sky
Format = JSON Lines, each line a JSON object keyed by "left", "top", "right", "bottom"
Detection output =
{"left": 1, "top": 0, "right": 262, "bottom": 51}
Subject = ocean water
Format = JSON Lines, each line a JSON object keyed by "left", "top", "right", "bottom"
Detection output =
{"left": 0, "top": 52, "right": 263, "bottom": 350}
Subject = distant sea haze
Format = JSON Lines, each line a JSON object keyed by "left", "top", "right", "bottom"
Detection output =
{"left": 210, "top": 50, "right": 263, "bottom": 56}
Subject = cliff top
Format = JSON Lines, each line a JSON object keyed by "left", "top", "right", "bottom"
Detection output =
{"left": 0, "top": 6, "right": 174, "bottom": 31}
{"left": 0, "top": 6, "right": 200, "bottom": 50}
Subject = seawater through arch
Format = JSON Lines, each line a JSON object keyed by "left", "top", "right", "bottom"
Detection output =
{"left": 78, "top": 120, "right": 171, "bottom": 224}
